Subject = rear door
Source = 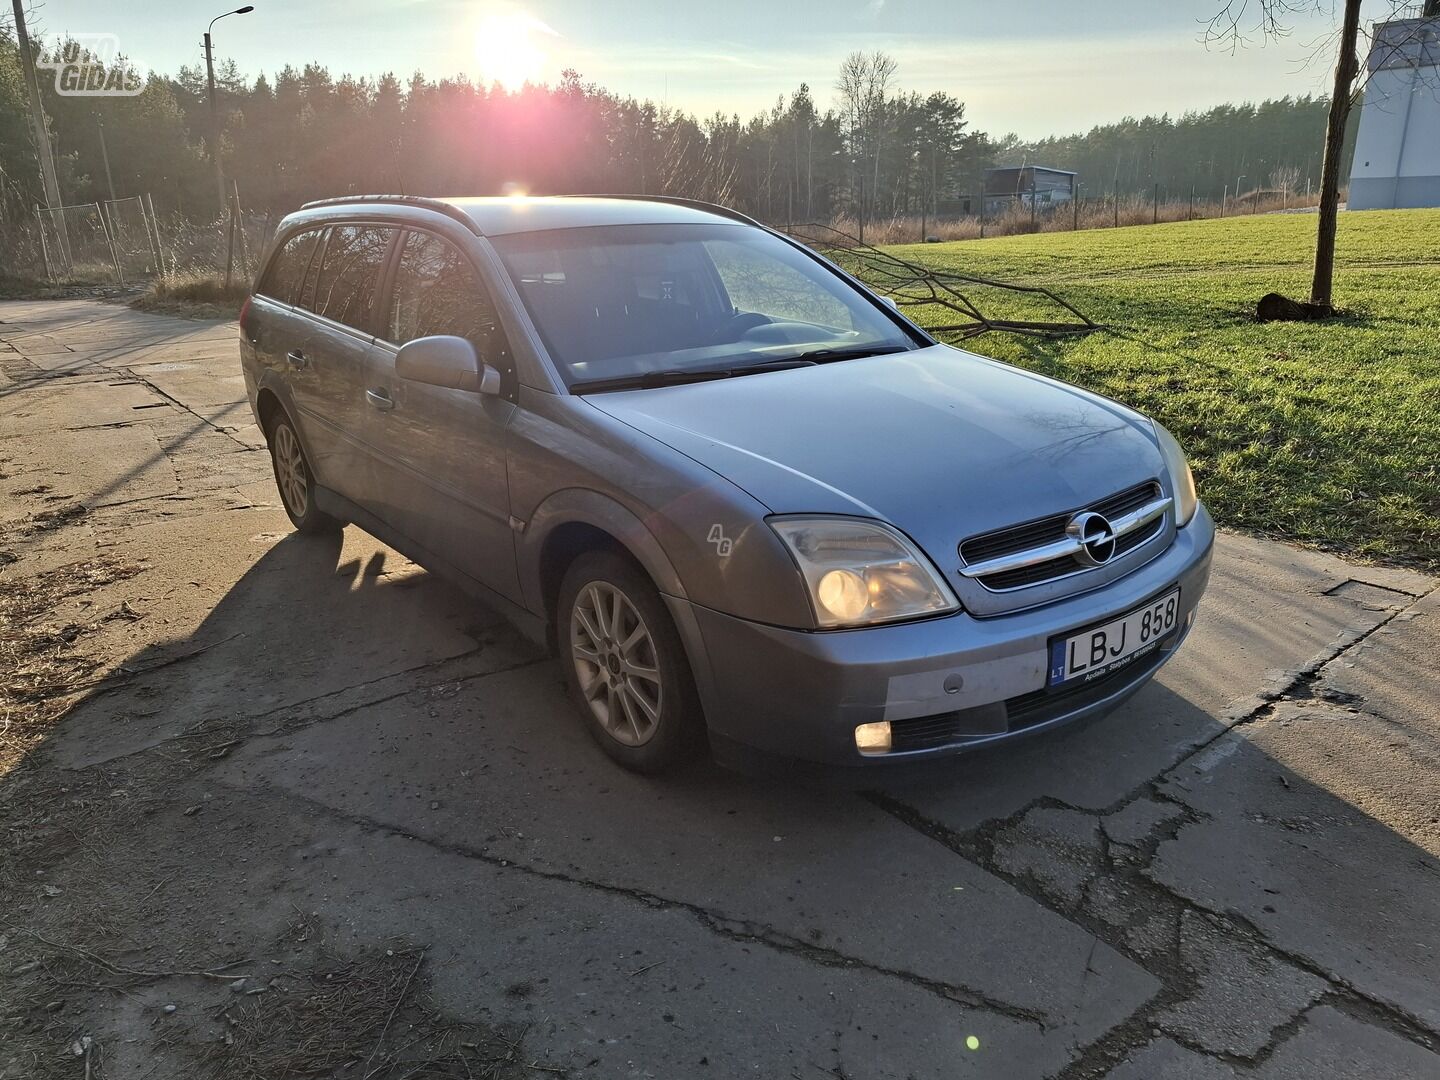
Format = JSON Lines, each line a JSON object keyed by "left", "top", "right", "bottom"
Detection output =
{"left": 286, "top": 224, "right": 397, "bottom": 501}
{"left": 247, "top": 226, "right": 324, "bottom": 378}
{"left": 364, "top": 229, "right": 520, "bottom": 601}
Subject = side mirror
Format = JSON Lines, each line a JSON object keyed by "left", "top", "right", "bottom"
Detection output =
{"left": 395, "top": 335, "right": 501, "bottom": 395}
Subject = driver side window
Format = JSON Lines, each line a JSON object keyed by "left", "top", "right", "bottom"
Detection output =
{"left": 705, "top": 239, "right": 854, "bottom": 329}
{"left": 388, "top": 232, "right": 499, "bottom": 350}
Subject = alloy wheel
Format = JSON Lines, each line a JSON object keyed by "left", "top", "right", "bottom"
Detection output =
{"left": 569, "top": 581, "right": 663, "bottom": 746}
{"left": 273, "top": 423, "right": 308, "bottom": 517}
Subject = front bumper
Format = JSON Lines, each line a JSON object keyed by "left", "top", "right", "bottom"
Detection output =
{"left": 671, "top": 503, "right": 1215, "bottom": 768}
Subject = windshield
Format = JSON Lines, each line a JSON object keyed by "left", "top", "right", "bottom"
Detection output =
{"left": 488, "top": 223, "right": 918, "bottom": 390}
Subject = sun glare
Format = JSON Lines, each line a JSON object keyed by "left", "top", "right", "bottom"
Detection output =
{"left": 474, "top": 8, "right": 557, "bottom": 91}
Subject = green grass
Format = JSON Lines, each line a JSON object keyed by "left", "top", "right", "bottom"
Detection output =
{"left": 874, "top": 210, "right": 1440, "bottom": 568}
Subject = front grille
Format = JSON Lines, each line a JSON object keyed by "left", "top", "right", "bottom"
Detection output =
{"left": 887, "top": 633, "right": 1174, "bottom": 753}
{"left": 959, "top": 481, "right": 1164, "bottom": 592}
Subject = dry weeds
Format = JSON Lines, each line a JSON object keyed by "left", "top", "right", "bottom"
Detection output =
{"left": 825, "top": 189, "right": 1326, "bottom": 245}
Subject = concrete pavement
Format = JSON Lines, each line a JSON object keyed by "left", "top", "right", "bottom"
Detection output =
{"left": 1, "top": 298, "right": 1436, "bottom": 1079}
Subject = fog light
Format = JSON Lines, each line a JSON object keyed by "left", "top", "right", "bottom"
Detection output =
{"left": 855, "top": 721, "right": 892, "bottom": 754}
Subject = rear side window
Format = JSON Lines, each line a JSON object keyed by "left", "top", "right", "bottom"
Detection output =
{"left": 258, "top": 229, "right": 321, "bottom": 304}
{"left": 311, "top": 225, "right": 395, "bottom": 331}
{"left": 387, "top": 231, "right": 498, "bottom": 347}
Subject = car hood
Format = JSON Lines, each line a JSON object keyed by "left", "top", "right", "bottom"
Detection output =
{"left": 584, "top": 344, "right": 1166, "bottom": 563}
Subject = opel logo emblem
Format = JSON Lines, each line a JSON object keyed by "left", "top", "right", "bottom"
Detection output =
{"left": 1067, "top": 511, "right": 1117, "bottom": 567}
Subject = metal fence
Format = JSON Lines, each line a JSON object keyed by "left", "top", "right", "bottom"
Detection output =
{"left": 7, "top": 190, "right": 275, "bottom": 285}
{"left": 33, "top": 196, "right": 169, "bottom": 283}
{"left": 101, "top": 196, "right": 165, "bottom": 279}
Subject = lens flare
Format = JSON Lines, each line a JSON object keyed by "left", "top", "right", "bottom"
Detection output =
{"left": 474, "top": 8, "right": 558, "bottom": 91}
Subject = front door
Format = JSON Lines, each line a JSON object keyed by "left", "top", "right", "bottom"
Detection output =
{"left": 363, "top": 229, "right": 520, "bottom": 602}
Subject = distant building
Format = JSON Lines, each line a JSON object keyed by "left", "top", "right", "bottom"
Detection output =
{"left": 983, "top": 166, "right": 1076, "bottom": 216}
{"left": 1348, "top": 1, "right": 1440, "bottom": 210}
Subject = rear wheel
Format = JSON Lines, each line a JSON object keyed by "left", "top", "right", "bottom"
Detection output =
{"left": 267, "top": 412, "right": 340, "bottom": 534}
{"left": 558, "top": 551, "right": 705, "bottom": 773}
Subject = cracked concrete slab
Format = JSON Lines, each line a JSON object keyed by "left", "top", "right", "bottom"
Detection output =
{"left": 0, "top": 379, "right": 165, "bottom": 437}
{"left": 213, "top": 665, "right": 1161, "bottom": 1047}
{"left": 1152, "top": 714, "right": 1440, "bottom": 1033}
{"left": 1155, "top": 910, "right": 1327, "bottom": 1058}
{"left": 1251, "top": 1006, "right": 1439, "bottom": 1079}
{"left": 993, "top": 805, "right": 1104, "bottom": 910}
{"left": 1315, "top": 589, "right": 1440, "bottom": 739}
{"left": 14, "top": 768, "right": 1067, "bottom": 1079}
{"left": 1106, "top": 1038, "right": 1238, "bottom": 1079}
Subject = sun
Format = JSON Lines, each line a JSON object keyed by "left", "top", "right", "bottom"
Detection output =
{"left": 474, "top": 8, "right": 557, "bottom": 91}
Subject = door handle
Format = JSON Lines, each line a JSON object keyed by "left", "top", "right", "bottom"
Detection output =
{"left": 286, "top": 350, "right": 308, "bottom": 370}
{"left": 366, "top": 388, "right": 395, "bottom": 412}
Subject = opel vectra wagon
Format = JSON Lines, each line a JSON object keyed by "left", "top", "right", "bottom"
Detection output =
{"left": 240, "top": 195, "right": 1213, "bottom": 773}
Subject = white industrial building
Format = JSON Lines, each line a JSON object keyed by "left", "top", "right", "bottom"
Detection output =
{"left": 1348, "top": 2, "right": 1440, "bottom": 210}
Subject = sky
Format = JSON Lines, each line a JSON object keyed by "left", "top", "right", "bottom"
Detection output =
{"left": 16, "top": 0, "right": 1404, "bottom": 139}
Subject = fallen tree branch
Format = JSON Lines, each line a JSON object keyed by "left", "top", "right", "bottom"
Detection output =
{"left": 781, "top": 222, "right": 1101, "bottom": 341}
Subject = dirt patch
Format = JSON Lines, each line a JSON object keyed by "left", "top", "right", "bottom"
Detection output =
{"left": 0, "top": 555, "right": 146, "bottom": 773}
{"left": 25, "top": 504, "right": 89, "bottom": 535}
{"left": 204, "top": 949, "right": 528, "bottom": 1080}
{"left": 2, "top": 917, "right": 529, "bottom": 1080}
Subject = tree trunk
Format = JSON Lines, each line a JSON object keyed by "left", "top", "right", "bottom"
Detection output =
{"left": 1310, "top": 0, "right": 1363, "bottom": 311}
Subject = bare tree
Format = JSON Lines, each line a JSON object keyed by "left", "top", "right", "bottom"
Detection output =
{"left": 835, "top": 50, "right": 897, "bottom": 218}
{"left": 1206, "top": 1, "right": 1418, "bottom": 316}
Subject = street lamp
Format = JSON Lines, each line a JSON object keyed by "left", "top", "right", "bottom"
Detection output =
{"left": 205, "top": 5, "right": 254, "bottom": 215}
{"left": 1235, "top": 174, "right": 1248, "bottom": 215}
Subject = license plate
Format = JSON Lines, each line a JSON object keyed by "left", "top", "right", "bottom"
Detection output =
{"left": 1047, "top": 588, "right": 1181, "bottom": 688}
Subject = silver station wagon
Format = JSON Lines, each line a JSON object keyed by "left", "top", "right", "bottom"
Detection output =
{"left": 240, "top": 195, "right": 1214, "bottom": 774}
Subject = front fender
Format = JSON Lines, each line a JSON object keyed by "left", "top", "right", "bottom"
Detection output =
{"left": 520, "top": 488, "right": 688, "bottom": 613}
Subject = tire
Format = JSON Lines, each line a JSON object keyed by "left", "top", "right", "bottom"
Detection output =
{"left": 557, "top": 551, "right": 706, "bottom": 773}
{"left": 266, "top": 411, "right": 340, "bottom": 535}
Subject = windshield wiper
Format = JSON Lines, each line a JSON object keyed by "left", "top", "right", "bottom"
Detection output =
{"left": 571, "top": 358, "right": 818, "bottom": 394}
{"left": 569, "top": 347, "right": 909, "bottom": 394}
{"left": 774, "top": 344, "right": 913, "bottom": 364}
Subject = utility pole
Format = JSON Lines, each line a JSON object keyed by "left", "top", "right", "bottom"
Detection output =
{"left": 203, "top": 30, "right": 224, "bottom": 215}
{"left": 204, "top": 6, "right": 254, "bottom": 217}
{"left": 12, "top": 0, "right": 70, "bottom": 266}
{"left": 96, "top": 116, "right": 117, "bottom": 203}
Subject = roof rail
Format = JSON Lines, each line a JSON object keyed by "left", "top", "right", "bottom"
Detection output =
{"left": 563, "top": 193, "right": 762, "bottom": 228}
{"left": 297, "top": 195, "right": 482, "bottom": 235}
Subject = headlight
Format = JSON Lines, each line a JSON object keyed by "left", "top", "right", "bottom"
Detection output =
{"left": 1153, "top": 422, "right": 1198, "bottom": 527}
{"left": 769, "top": 517, "right": 958, "bottom": 629}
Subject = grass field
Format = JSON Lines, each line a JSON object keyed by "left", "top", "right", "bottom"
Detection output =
{"left": 877, "top": 210, "right": 1440, "bottom": 568}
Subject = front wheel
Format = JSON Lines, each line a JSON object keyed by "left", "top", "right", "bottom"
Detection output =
{"left": 267, "top": 413, "right": 340, "bottom": 534}
{"left": 557, "top": 552, "right": 705, "bottom": 773}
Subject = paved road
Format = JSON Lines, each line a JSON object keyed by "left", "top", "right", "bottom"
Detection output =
{"left": 1, "top": 299, "right": 1437, "bottom": 1079}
